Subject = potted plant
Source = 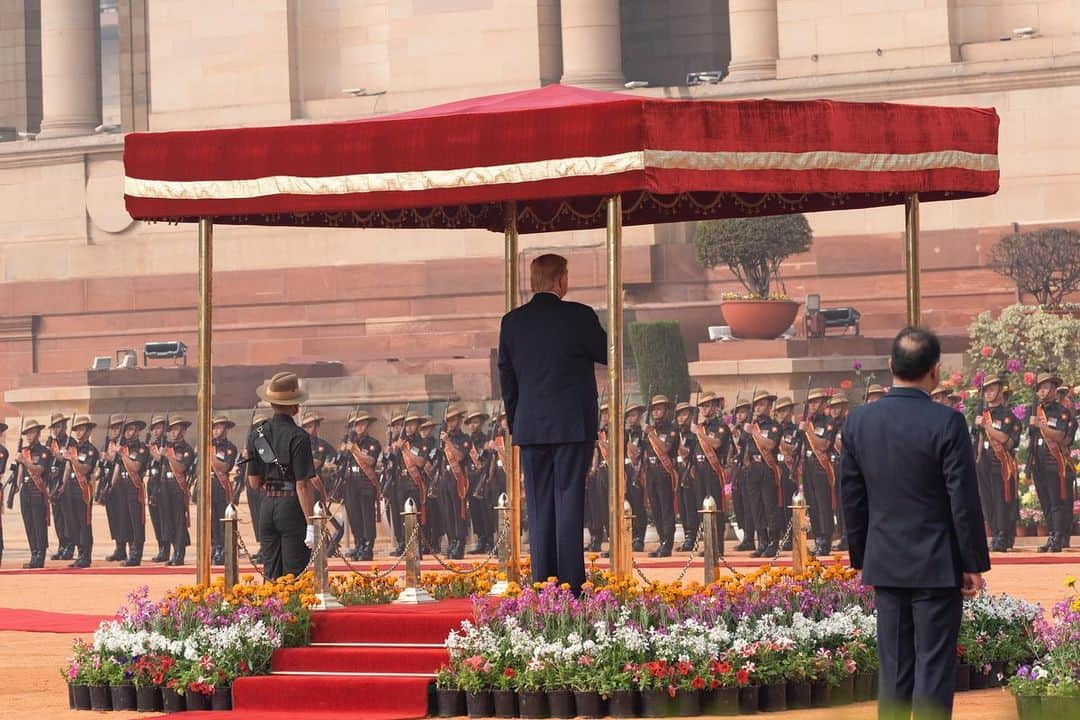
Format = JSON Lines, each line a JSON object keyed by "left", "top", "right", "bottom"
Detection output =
{"left": 435, "top": 666, "right": 467, "bottom": 718}
{"left": 1007, "top": 664, "right": 1048, "bottom": 720}
{"left": 494, "top": 666, "right": 519, "bottom": 718}
{"left": 636, "top": 659, "right": 675, "bottom": 718}
{"left": 702, "top": 657, "right": 740, "bottom": 715}
{"left": 783, "top": 648, "right": 815, "bottom": 709}
{"left": 694, "top": 214, "right": 812, "bottom": 339}
{"left": 570, "top": 653, "right": 607, "bottom": 718}
{"left": 82, "top": 653, "right": 116, "bottom": 711}
{"left": 61, "top": 640, "right": 93, "bottom": 711}
{"left": 515, "top": 658, "right": 551, "bottom": 719}
{"left": 849, "top": 638, "right": 879, "bottom": 702}
{"left": 104, "top": 655, "right": 137, "bottom": 711}
{"left": 131, "top": 653, "right": 167, "bottom": 712}
{"left": 671, "top": 660, "right": 704, "bottom": 716}
{"left": 752, "top": 642, "right": 788, "bottom": 712}
{"left": 607, "top": 662, "right": 639, "bottom": 718}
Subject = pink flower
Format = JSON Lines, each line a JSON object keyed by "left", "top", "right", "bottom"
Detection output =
{"left": 578, "top": 655, "right": 594, "bottom": 667}
{"left": 852, "top": 359, "right": 863, "bottom": 371}
{"left": 980, "top": 346, "right": 994, "bottom": 358}
{"left": 1013, "top": 406, "right": 1028, "bottom": 421}
{"left": 845, "top": 659, "right": 857, "bottom": 674}
{"left": 1007, "top": 359, "right": 1023, "bottom": 373}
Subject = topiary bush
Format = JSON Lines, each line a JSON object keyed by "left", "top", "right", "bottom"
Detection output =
{"left": 694, "top": 214, "right": 813, "bottom": 298}
{"left": 628, "top": 321, "right": 691, "bottom": 403}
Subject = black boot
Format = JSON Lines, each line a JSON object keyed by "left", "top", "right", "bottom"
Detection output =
{"left": 451, "top": 542, "right": 465, "bottom": 560}
{"left": 467, "top": 541, "right": 486, "bottom": 554}
{"left": 734, "top": 538, "right": 755, "bottom": 552}
{"left": 211, "top": 547, "right": 224, "bottom": 565}
{"left": 760, "top": 544, "right": 778, "bottom": 559}
{"left": 680, "top": 538, "right": 696, "bottom": 553}
{"left": 655, "top": 542, "right": 672, "bottom": 558}
{"left": 23, "top": 551, "right": 45, "bottom": 569}
{"left": 587, "top": 537, "right": 603, "bottom": 553}
{"left": 782, "top": 538, "right": 793, "bottom": 552}
{"left": 632, "top": 539, "right": 644, "bottom": 553}
{"left": 151, "top": 544, "right": 170, "bottom": 563}
{"left": 1037, "top": 536, "right": 1054, "bottom": 553}
{"left": 166, "top": 547, "right": 186, "bottom": 566}
{"left": 1049, "top": 534, "right": 1063, "bottom": 553}
{"left": 71, "top": 549, "right": 92, "bottom": 569}
{"left": 123, "top": 548, "right": 143, "bottom": 567}
{"left": 106, "top": 543, "right": 127, "bottom": 562}
{"left": 50, "top": 546, "right": 66, "bottom": 561}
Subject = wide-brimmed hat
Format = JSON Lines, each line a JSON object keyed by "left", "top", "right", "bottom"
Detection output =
{"left": 866, "top": 384, "right": 886, "bottom": 397}
{"left": 212, "top": 415, "right": 236, "bottom": 429}
{"left": 599, "top": 403, "right": 609, "bottom": 414}
{"left": 21, "top": 419, "right": 44, "bottom": 434}
{"left": 649, "top": 394, "right": 674, "bottom": 408}
{"left": 419, "top": 418, "right": 436, "bottom": 429}
{"left": 352, "top": 411, "right": 377, "bottom": 425}
{"left": 732, "top": 396, "right": 752, "bottom": 412}
{"left": 829, "top": 393, "right": 850, "bottom": 406}
{"left": 252, "top": 412, "right": 271, "bottom": 426}
{"left": 168, "top": 415, "right": 191, "bottom": 429}
{"left": 444, "top": 405, "right": 466, "bottom": 420}
{"left": 624, "top": 402, "right": 645, "bottom": 416}
{"left": 774, "top": 397, "right": 795, "bottom": 411}
{"left": 49, "top": 412, "right": 68, "bottom": 428}
{"left": 753, "top": 390, "right": 777, "bottom": 405}
{"left": 256, "top": 371, "right": 309, "bottom": 405}
{"left": 675, "top": 401, "right": 694, "bottom": 414}
{"left": 806, "top": 387, "right": 830, "bottom": 402}
{"left": 107, "top": 414, "right": 125, "bottom": 428}
{"left": 149, "top": 414, "right": 167, "bottom": 428}
{"left": 981, "top": 376, "right": 1004, "bottom": 390}
{"left": 70, "top": 414, "right": 97, "bottom": 431}
{"left": 930, "top": 385, "right": 949, "bottom": 397}
{"left": 389, "top": 414, "right": 406, "bottom": 426}
{"left": 1036, "top": 372, "right": 1063, "bottom": 388}
{"left": 403, "top": 414, "right": 426, "bottom": 425}
{"left": 123, "top": 417, "right": 147, "bottom": 432}
{"left": 466, "top": 410, "right": 490, "bottom": 423}
{"left": 299, "top": 412, "right": 324, "bottom": 427}
{"left": 697, "top": 391, "right": 720, "bottom": 406}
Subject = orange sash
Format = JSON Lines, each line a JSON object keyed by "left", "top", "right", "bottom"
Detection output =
{"left": 167, "top": 455, "right": 191, "bottom": 528}
{"left": 646, "top": 427, "right": 680, "bottom": 515}
{"left": 1037, "top": 406, "right": 1070, "bottom": 500}
{"left": 750, "top": 424, "right": 784, "bottom": 504}
{"left": 24, "top": 450, "right": 51, "bottom": 526}
{"left": 401, "top": 442, "right": 428, "bottom": 524}
{"left": 806, "top": 429, "right": 838, "bottom": 505}
{"left": 982, "top": 411, "right": 1018, "bottom": 503}
{"left": 443, "top": 441, "right": 470, "bottom": 518}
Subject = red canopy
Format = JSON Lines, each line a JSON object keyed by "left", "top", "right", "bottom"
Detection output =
{"left": 123, "top": 84, "right": 999, "bottom": 234}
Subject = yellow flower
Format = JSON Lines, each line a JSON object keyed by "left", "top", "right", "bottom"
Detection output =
{"left": 1066, "top": 576, "right": 1077, "bottom": 589}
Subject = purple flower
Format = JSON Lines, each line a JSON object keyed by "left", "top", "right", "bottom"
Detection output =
{"left": 1007, "top": 359, "right": 1023, "bottom": 374}
{"left": 852, "top": 359, "right": 863, "bottom": 371}
{"left": 1013, "top": 406, "right": 1028, "bottom": 421}
{"left": 972, "top": 370, "right": 985, "bottom": 389}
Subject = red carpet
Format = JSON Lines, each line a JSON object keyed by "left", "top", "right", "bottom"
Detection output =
{"left": 0, "top": 608, "right": 111, "bottom": 633}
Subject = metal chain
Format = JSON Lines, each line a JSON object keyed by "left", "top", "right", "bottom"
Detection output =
{"left": 426, "top": 513, "right": 508, "bottom": 576}
{"left": 235, "top": 528, "right": 268, "bottom": 582}
{"left": 329, "top": 522, "right": 420, "bottom": 580}
{"left": 631, "top": 523, "right": 704, "bottom": 585}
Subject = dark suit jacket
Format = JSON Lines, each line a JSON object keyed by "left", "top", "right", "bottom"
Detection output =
{"left": 840, "top": 386, "right": 991, "bottom": 588}
{"left": 498, "top": 292, "right": 607, "bottom": 446}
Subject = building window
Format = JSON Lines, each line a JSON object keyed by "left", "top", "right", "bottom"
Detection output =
{"left": 100, "top": 0, "right": 120, "bottom": 128}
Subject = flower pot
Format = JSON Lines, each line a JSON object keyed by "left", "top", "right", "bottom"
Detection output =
{"left": 111, "top": 682, "right": 137, "bottom": 711}
{"left": 871, "top": 671, "right": 879, "bottom": 700}
{"left": 1041, "top": 695, "right": 1079, "bottom": 720}
{"left": 136, "top": 684, "right": 163, "bottom": 712}
{"left": 467, "top": 690, "right": 495, "bottom": 718}
{"left": 547, "top": 689, "right": 574, "bottom": 719}
{"left": 1015, "top": 695, "right": 1043, "bottom": 720}
{"left": 969, "top": 666, "right": 989, "bottom": 690}
{"left": 810, "top": 681, "right": 831, "bottom": 708}
{"left": 955, "top": 663, "right": 971, "bottom": 692}
{"left": 760, "top": 682, "right": 786, "bottom": 712}
{"left": 1037, "top": 523, "right": 1049, "bottom": 537}
{"left": 785, "top": 681, "right": 811, "bottom": 709}
{"left": 437, "top": 688, "right": 466, "bottom": 718}
{"left": 161, "top": 687, "right": 186, "bottom": 713}
{"left": 640, "top": 688, "right": 674, "bottom": 717}
{"left": 721, "top": 300, "right": 800, "bottom": 340}
{"left": 494, "top": 689, "right": 518, "bottom": 718}
{"left": 185, "top": 691, "right": 211, "bottom": 711}
{"left": 853, "top": 673, "right": 874, "bottom": 702}
{"left": 675, "top": 688, "right": 700, "bottom": 716}
{"left": 71, "top": 684, "right": 92, "bottom": 711}
{"left": 89, "top": 685, "right": 113, "bottom": 711}
{"left": 701, "top": 687, "right": 738, "bottom": 715}
{"left": 211, "top": 685, "right": 233, "bottom": 711}
{"left": 518, "top": 690, "right": 549, "bottom": 719}
{"left": 67, "top": 682, "right": 75, "bottom": 709}
{"left": 608, "top": 690, "right": 637, "bottom": 718}
{"left": 737, "top": 685, "right": 760, "bottom": 714}
{"left": 989, "top": 661, "right": 1006, "bottom": 687}
{"left": 574, "top": 690, "right": 604, "bottom": 718}
{"left": 831, "top": 676, "right": 855, "bottom": 706}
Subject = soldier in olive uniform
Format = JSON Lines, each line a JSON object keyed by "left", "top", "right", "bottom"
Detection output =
{"left": 1030, "top": 372, "right": 1076, "bottom": 553}
{"left": 382, "top": 413, "right": 407, "bottom": 556}
{"left": 930, "top": 385, "right": 951, "bottom": 406}
{"left": 342, "top": 412, "right": 382, "bottom": 561}
{"left": 829, "top": 393, "right": 850, "bottom": 551}
{"left": 145, "top": 416, "right": 170, "bottom": 563}
{"left": 209, "top": 416, "right": 239, "bottom": 565}
{"left": 155, "top": 416, "right": 195, "bottom": 566}
{"left": 94, "top": 416, "right": 124, "bottom": 561}
{"left": 691, "top": 392, "right": 729, "bottom": 556}
{"left": 799, "top": 388, "right": 837, "bottom": 556}
{"left": 865, "top": 384, "right": 887, "bottom": 404}
{"left": 16, "top": 419, "right": 53, "bottom": 568}
{"left": 418, "top": 418, "right": 445, "bottom": 552}
{"left": 972, "top": 376, "right": 1020, "bottom": 553}
{"left": 642, "top": 395, "right": 679, "bottom": 558}
{"left": 301, "top": 411, "right": 339, "bottom": 521}
{"left": 62, "top": 416, "right": 100, "bottom": 568}
{"left": 729, "top": 397, "right": 755, "bottom": 552}
{"left": 44, "top": 414, "right": 73, "bottom": 561}
{"left": 774, "top": 396, "right": 798, "bottom": 549}
{"left": 624, "top": 402, "right": 647, "bottom": 552}
{"left": 240, "top": 412, "right": 271, "bottom": 562}
{"left": 114, "top": 418, "right": 151, "bottom": 566}
{"left": 742, "top": 390, "right": 783, "bottom": 557}
{"left": 585, "top": 404, "right": 610, "bottom": 553}
{"left": 394, "top": 414, "right": 432, "bottom": 553}
{"left": 0, "top": 422, "right": 8, "bottom": 566}
{"left": 675, "top": 401, "right": 700, "bottom": 552}
{"left": 437, "top": 406, "right": 473, "bottom": 560}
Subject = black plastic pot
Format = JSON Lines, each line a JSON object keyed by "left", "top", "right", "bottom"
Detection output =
{"left": 111, "top": 682, "right": 137, "bottom": 711}
{"left": 955, "top": 663, "right": 971, "bottom": 692}
{"left": 467, "top": 690, "right": 495, "bottom": 718}
{"left": 760, "top": 682, "right": 786, "bottom": 712}
{"left": 436, "top": 688, "right": 466, "bottom": 718}
{"left": 607, "top": 690, "right": 637, "bottom": 718}
{"left": 854, "top": 673, "right": 875, "bottom": 702}
{"left": 161, "top": 687, "right": 186, "bottom": 713}
{"left": 548, "top": 689, "right": 574, "bottom": 719}
{"left": 969, "top": 666, "right": 989, "bottom": 690}
{"left": 989, "top": 661, "right": 1006, "bottom": 687}
{"left": 640, "top": 688, "right": 673, "bottom": 717}
{"left": 518, "top": 690, "right": 549, "bottom": 718}
{"left": 185, "top": 692, "right": 211, "bottom": 711}
{"left": 786, "top": 681, "right": 811, "bottom": 709}
{"left": 71, "top": 684, "right": 92, "bottom": 711}
{"left": 211, "top": 685, "right": 233, "bottom": 711}
{"left": 738, "top": 685, "right": 760, "bottom": 714}
{"left": 675, "top": 689, "right": 700, "bottom": 716}
{"left": 493, "top": 689, "right": 518, "bottom": 718}
{"left": 67, "top": 682, "right": 75, "bottom": 709}
{"left": 831, "top": 676, "right": 855, "bottom": 706}
{"left": 702, "top": 686, "right": 739, "bottom": 716}
{"left": 810, "top": 681, "right": 831, "bottom": 708}
{"left": 89, "top": 685, "right": 113, "bottom": 711}
{"left": 136, "top": 684, "right": 163, "bottom": 712}
{"left": 573, "top": 690, "right": 604, "bottom": 718}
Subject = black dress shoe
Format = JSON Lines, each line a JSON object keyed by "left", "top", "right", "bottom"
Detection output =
{"left": 50, "top": 547, "right": 66, "bottom": 561}
{"left": 467, "top": 544, "right": 486, "bottom": 555}
{"left": 734, "top": 540, "right": 755, "bottom": 552}
{"left": 61, "top": 545, "right": 75, "bottom": 561}
{"left": 23, "top": 552, "right": 45, "bottom": 569}
{"left": 749, "top": 548, "right": 764, "bottom": 558}
{"left": 166, "top": 548, "right": 186, "bottom": 566}
{"left": 835, "top": 540, "right": 849, "bottom": 551}
{"left": 679, "top": 540, "right": 696, "bottom": 553}
{"left": 760, "top": 544, "right": 778, "bottom": 558}
{"left": 123, "top": 556, "right": 142, "bottom": 567}
{"left": 391, "top": 544, "right": 406, "bottom": 556}
{"left": 782, "top": 540, "right": 793, "bottom": 552}
{"left": 647, "top": 547, "right": 660, "bottom": 558}
{"left": 71, "top": 555, "right": 92, "bottom": 569}
{"left": 151, "top": 546, "right": 170, "bottom": 563}
{"left": 587, "top": 539, "right": 603, "bottom": 553}
{"left": 655, "top": 544, "right": 672, "bottom": 558}
{"left": 632, "top": 540, "right": 644, "bottom": 553}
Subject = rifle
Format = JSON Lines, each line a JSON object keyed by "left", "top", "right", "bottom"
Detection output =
{"left": 379, "top": 403, "right": 410, "bottom": 496}
{"left": 675, "top": 395, "right": 694, "bottom": 489}
{"left": 789, "top": 376, "right": 815, "bottom": 491}
{"left": 1029, "top": 390, "right": 1040, "bottom": 469}
{"left": 4, "top": 418, "right": 24, "bottom": 510}
{"left": 426, "top": 401, "right": 450, "bottom": 499}
{"left": 972, "top": 395, "right": 987, "bottom": 459}
{"left": 734, "top": 386, "right": 758, "bottom": 471}
{"left": 473, "top": 401, "right": 502, "bottom": 500}
{"left": 95, "top": 419, "right": 124, "bottom": 504}
{"left": 233, "top": 404, "right": 258, "bottom": 501}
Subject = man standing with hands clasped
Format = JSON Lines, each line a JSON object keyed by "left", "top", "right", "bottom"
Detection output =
{"left": 498, "top": 254, "right": 607, "bottom": 594}
{"left": 840, "top": 327, "right": 990, "bottom": 720}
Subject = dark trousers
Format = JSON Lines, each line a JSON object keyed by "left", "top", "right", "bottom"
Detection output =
{"left": 211, "top": 478, "right": 228, "bottom": 549}
{"left": 1032, "top": 457, "right": 1056, "bottom": 534}
{"left": 805, "top": 462, "right": 835, "bottom": 542}
{"left": 106, "top": 480, "right": 132, "bottom": 548}
{"left": 975, "top": 451, "right": 996, "bottom": 537}
{"left": 521, "top": 442, "right": 591, "bottom": 594}
{"left": 125, "top": 478, "right": 146, "bottom": 556}
{"left": 424, "top": 489, "right": 446, "bottom": 549}
{"left": 61, "top": 482, "right": 91, "bottom": 555}
{"left": 259, "top": 494, "right": 310, "bottom": 580}
{"left": 387, "top": 481, "right": 404, "bottom": 547}
{"left": 679, "top": 466, "right": 703, "bottom": 543}
{"left": 731, "top": 468, "right": 755, "bottom": 543}
{"left": 1034, "top": 461, "right": 1075, "bottom": 544}
{"left": 20, "top": 485, "right": 48, "bottom": 552}
{"left": 468, "top": 473, "right": 493, "bottom": 545}
{"left": 875, "top": 586, "right": 962, "bottom": 720}
{"left": 51, "top": 489, "right": 68, "bottom": 549}
{"left": 395, "top": 473, "right": 426, "bottom": 548}
{"left": 645, "top": 464, "right": 676, "bottom": 547}
{"left": 626, "top": 466, "right": 647, "bottom": 544}
{"left": 147, "top": 476, "right": 165, "bottom": 547}
{"left": 344, "top": 478, "right": 378, "bottom": 544}
{"left": 586, "top": 466, "right": 608, "bottom": 545}
{"left": 746, "top": 462, "right": 784, "bottom": 548}
{"left": 160, "top": 477, "right": 190, "bottom": 549}
{"left": 438, "top": 471, "right": 468, "bottom": 549}
{"left": 979, "top": 457, "right": 1017, "bottom": 543}
{"left": 245, "top": 483, "right": 264, "bottom": 543}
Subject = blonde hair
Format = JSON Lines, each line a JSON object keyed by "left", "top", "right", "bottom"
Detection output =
{"left": 530, "top": 253, "right": 568, "bottom": 292}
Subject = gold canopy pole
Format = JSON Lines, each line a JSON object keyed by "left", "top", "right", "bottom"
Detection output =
{"left": 904, "top": 194, "right": 921, "bottom": 327}
{"left": 503, "top": 201, "right": 522, "bottom": 584}
{"left": 195, "top": 218, "right": 214, "bottom": 584}
{"left": 605, "top": 195, "right": 628, "bottom": 579}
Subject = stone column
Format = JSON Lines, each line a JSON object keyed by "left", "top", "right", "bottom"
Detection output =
{"left": 726, "top": 0, "right": 779, "bottom": 82}
{"left": 38, "top": 0, "right": 100, "bottom": 138}
{"left": 559, "top": 0, "right": 624, "bottom": 88}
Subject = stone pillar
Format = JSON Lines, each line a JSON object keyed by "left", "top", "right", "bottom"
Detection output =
{"left": 38, "top": 0, "right": 100, "bottom": 138}
{"left": 726, "top": 0, "right": 779, "bottom": 82}
{"left": 559, "top": 0, "right": 624, "bottom": 88}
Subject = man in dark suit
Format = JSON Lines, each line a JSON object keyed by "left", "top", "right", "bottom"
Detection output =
{"left": 841, "top": 327, "right": 990, "bottom": 720}
{"left": 498, "top": 253, "right": 607, "bottom": 594}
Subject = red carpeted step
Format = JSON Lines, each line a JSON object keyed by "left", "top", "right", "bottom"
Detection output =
{"left": 309, "top": 599, "right": 471, "bottom": 645}
{"left": 230, "top": 673, "right": 431, "bottom": 717}
{"left": 181, "top": 711, "right": 416, "bottom": 720}
{"left": 272, "top": 646, "right": 448, "bottom": 674}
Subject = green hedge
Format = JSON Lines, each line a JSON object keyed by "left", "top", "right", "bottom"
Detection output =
{"left": 628, "top": 320, "right": 691, "bottom": 403}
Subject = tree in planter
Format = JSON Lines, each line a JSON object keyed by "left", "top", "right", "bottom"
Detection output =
{"left": 990, "top": 227, "right": 1080, "bottom": 307}
{"left": 694, "top": 214, "right": 813, "bottom": 298}
{"left": 628, "top": 321, "right": 691, "bottom": 402}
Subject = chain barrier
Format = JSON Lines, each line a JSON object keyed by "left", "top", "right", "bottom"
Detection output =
{"left": 235, "top": 527, "right": 268, "bottom": 582}
{"left": 426, "top": 513, "right": 509, "bottom": 576}
{"left": 328, "top": 522, "right": 420, "bottom": 581}
{"left": 630, "top": 523, "right": 704, "bottom": 585}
